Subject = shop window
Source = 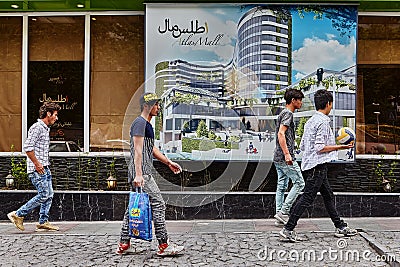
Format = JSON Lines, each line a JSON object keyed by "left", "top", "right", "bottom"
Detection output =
{"left": 90, "top": 15, "right": 144, "bottom": 151}
{"left": 166, "top": 119, "right": 173, "bottom": 130}
{"left": 0, "top": 17, "right": 22, "bottom": 151}
{"left": 358, "top": 66, "right": 400, "bottom": 154}
{"left": 28, "top": 16, "right": 85, "bottom": 149}
{"left": 357, "top": 16, "right": 400, "bottom": 155}
{"left": 175, "top": 118, "right": 184, "bottom": 130}
{"left": 28, "top": 61, "right": 84, "bottom": 146}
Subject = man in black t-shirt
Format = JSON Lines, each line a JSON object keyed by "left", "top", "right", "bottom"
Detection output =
{"left": 116, "top": 93, "right": 184, "bottom": 256}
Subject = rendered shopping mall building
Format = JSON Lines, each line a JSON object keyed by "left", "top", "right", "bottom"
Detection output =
{"left": 153, "top": 7, "right": 355, "bottom": 157}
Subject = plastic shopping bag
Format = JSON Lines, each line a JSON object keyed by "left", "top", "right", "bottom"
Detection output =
{"left": 128, "top": 188, "right": 152, "bottom": 241}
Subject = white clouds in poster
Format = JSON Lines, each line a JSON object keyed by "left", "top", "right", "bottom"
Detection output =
{"left": 213, "top": 8, "right": 227, "bottom": 16}
{"left": 293, "top": 36, "right": 356, "bottom": 79}
{"left": 211, "top": 19, "right": 236, "bottom": 60}
{"left": 177, "top": 12, "right": 237, "bottom": 61}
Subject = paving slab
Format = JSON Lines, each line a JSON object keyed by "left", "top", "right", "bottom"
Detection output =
{"left": 0, "top": 217, "right": 398, "bottom": 266}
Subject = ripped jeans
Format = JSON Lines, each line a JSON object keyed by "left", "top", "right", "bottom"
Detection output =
{"left": 275, "top": 161, "right": 305, "bottom": 215}
{"left": 16, "top": 168, "right": 54, "bottom": 224}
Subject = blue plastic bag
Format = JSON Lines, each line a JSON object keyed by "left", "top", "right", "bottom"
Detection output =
{"left": 128, "top": 188, "right": 152, "bottom": 241}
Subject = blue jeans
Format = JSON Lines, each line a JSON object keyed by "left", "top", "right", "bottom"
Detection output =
{"left": 274, "top": 161, "right": 305, "bottom": 215}
{"left": 285, "top": 163, "right": 346, "bottom": 231}
{"left": 16, "top": 168, "right": 54, "bottom": 224}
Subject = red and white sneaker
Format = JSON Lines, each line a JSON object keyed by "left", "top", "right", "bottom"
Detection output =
{"left": 116, "top": 242, "right": 131, "bottom": 255}
{"left": 157, "top": 241, "right": 184, "bottom": 257}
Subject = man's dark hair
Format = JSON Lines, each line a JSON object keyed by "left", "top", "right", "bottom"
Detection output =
{"left": 284, "top": 89, "right": 304, "bottom": 105}
{"left": 314, "top": 89, "right": 333, "bottom": 110}
{"left": 39, "top": 102, "right": 61, "bottom": 119}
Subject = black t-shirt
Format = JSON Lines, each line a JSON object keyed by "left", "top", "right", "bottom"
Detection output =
{"left": 128, "top": 116, "right": 154, "bottom": 182}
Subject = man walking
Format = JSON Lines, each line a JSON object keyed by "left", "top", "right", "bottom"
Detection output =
{"left": 8, "top": 102, "right": 61, "bottom": 232}
{"left": 116, "top": 92, "right": 184, "bottom": 256}
{"left": 280, "top": 89, "right": 357, "bottom": 242}
{"left": 273, "top": 89, "right": 305, "bottom": 226}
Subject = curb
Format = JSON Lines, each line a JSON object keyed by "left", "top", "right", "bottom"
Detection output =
{"left": 359, "top": 232, "right": 400, "bottom": 267}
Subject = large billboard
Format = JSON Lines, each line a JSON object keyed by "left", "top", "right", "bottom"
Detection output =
{"left": 145, "top": 4, "right": 357, "bottom": 162}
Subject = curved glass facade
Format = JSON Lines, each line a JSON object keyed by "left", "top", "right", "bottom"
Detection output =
{"left": 237, "top": 7, "right": 291, "bottom": 98}
{"left": 155, "top": 60, "right": 225, "bottom": 96}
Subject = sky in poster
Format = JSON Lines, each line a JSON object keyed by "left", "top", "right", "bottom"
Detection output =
{"left": 146, "top": 4, "right": 356, "bottom": 84}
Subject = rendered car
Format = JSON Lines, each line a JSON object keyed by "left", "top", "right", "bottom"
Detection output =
{"left": 49, "top": 141, "right": 82, "bottom": 152}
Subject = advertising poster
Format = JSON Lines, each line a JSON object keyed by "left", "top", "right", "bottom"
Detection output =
{"left": 145, "top": 4, "right": 357, "bottom": 162}
{"left": 28, "top": 61, "right": 84, "bottom": 150}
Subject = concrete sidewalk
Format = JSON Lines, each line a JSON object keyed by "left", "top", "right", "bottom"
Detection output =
{"left": 0, "top": 217, "right": 399, "bottom": 266}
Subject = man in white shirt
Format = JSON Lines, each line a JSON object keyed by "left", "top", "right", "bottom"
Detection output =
{"left": 280, "top": 89, "right": 357, "bottom": 242}
{"left": 8, "top": 102, "right": 61, "bottom": 232}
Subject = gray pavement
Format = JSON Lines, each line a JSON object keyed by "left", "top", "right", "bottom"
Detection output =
{"left": 0, "top": 217, "right": 399, "bottom": 266}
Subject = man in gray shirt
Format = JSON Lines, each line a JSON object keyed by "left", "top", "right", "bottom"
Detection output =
{"left": 273, "top": 89, "right": 305, "bottom": 226}
{"left": 8, "top": 102, "right": 61, "bottom": 232}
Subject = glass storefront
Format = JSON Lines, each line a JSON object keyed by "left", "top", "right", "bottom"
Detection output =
{"left": 28, "top": 16, "right": 85, "bottom": 148}
{"left": 0, "top": 12, "right": 399, "bottom": 157}
{"left": 0, "top": 17, "right": 22, "bottom": 151}
{"left": 0, "top": 13, "right": 144, "bottom": 153}
{"left": 357, "top": 15, "right": 400, "bottom": 156}
{"left": 90, "top": 15, "right": 144, "bottom": 151}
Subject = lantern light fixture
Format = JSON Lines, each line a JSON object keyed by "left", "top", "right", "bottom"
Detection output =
{"left": 107, "top": 175, "right": 117, "bottom": 189}
{"left": 5, "top": 171, "right": 15, "bottom": 188}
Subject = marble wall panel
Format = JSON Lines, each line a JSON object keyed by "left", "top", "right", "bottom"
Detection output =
{"left": 0, "top": 192, "right": 398, "bottom": 221}
{"left": 0, "top": 156, "right": 399, "bottom": 193}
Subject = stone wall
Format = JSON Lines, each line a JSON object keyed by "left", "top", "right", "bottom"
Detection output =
{"left": 0, "top": 156, "right": 399, "bottom": 192}
{"left": 0, "top": 191, "right": 399, "bottom": 221}
{"left": 1, "top": 155, "right": 399, "bottom": 221}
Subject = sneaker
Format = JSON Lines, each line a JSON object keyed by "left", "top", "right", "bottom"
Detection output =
{"left": 274, "top": 211, "right": 289, "bottom": 224}
{"left": 116, "top": 242, "right": 131, "bottom": 255}
{"left": 279, "top": 228, "right": 301, "bottom": 242}
{"left": 334, "top": 226, "right": 358, "bottom": 237}
{"left": 35, "top": 221, "right": 59, "bottom": 232}
{"left": 274, "top": 219, "right": 284, "bottom": 227}
{"left": 7, "top": 211, "right": 25, "bottom": 231}
{"left": 157, "top": 241, "right": 184, "bottom": 256}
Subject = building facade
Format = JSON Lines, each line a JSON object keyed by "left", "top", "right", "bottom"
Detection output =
{"left": 0, "top": 1, "right": 400, "bottom": 192}
{"left": 237, "top": 6, "right": 291, "bottom": 99}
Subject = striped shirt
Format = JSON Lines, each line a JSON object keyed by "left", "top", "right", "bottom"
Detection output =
{"left": 23, "top": 119, "right": 50, "bottom": 173}
{"left": 128, "top": 116, "right": 155, "bottom": 183}
{"left": 300, "top": 111, "right": 337, "bottom": 171}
